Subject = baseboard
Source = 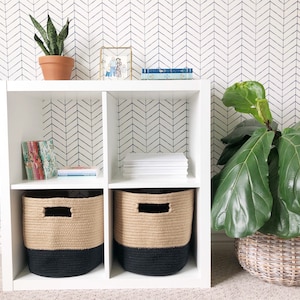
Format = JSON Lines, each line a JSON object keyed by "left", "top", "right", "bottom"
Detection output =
{"left": 211, "top": 231, "right": 233, "bottom": 244}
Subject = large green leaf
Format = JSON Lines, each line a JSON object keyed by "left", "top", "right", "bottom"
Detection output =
{"left": 277, "top": 128, "right": 300, "bottom": 214}
{"left": 211, "top": 128, "right": 275, "bottom": 238}
{"left": 222, "top": 81, "right": 272, "bottom": 124}
{"left": 260, "top": 148, "right": 300, "bottom": 238}
{"left": 218, "top": 119, "right": 278, "bottom": 165}
{"left": 221, "top": 119, "right": 264, "bottom": 144}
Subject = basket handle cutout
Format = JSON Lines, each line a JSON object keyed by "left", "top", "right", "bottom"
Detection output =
{"left": 44, "top": 207, "right": 72, "bottom": 217}
{"left": 138, "top": 203, "right": 169, "bottom": 213}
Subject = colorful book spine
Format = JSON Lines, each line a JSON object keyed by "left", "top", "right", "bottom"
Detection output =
{"left": 21, "top": 139, "right": 57, "bottom": 180}
{"left": 141, "top": 72, "right": 193, "bottom": 80}
{"left": 142, "top": 68, "right": 193, "bottom": 73}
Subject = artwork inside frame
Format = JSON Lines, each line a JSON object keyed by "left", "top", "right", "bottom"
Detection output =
{"left": 99, "top": 46, "right": 132, "bottom": 80}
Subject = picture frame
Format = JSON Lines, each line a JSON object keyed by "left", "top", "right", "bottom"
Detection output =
{"left": 99, "top": 46, "right": 132, "bottom": 80}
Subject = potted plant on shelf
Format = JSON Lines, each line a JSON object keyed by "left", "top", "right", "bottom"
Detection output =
{"left": 30, "top": 14, "right": 74, "bottom": 80}
{"left": 212, "top": 81, "right": 300, "bottom": 286}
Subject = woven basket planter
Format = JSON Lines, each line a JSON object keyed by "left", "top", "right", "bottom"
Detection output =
{"left": 23, "top": 190, "right": 104, "bottom": 277}
{"left": 235, "top": 232, "right": 300, "bottom": 286}
{"left": 114, "top": 188, "right": 194, "bottom": 276}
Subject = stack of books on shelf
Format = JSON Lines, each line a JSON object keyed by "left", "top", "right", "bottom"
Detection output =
{"left": 22, "top": 139, "right": 58, "bottom": 180}
{"left": 122, "top": 152, "right": 188, "bottom": 178}
{"left": 57, "top": 166, "right": 99, "bottom": 177}
{"left": 141, "top": 68, "right": 193, "bottom": 80}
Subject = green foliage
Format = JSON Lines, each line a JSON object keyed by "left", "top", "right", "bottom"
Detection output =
{"left": 30, "top": 14, "right": 70, "bottom": 55}
{"left": 212, "top": 81, "right": 300, "bottom": 238}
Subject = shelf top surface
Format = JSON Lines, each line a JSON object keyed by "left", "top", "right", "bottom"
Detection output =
{"left": 5, "top": 79, "right": 208, "bottom": 93}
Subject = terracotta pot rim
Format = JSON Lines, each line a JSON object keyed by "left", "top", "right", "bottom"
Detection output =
{"left": 39, "top": 55, "right": 74, "bottom": 65}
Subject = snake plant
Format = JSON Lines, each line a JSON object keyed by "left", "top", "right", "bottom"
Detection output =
{"left": 30, "top": 14, "right": 70, "bottom": 55}
{"left": 212, "top": 81, "right": 300, "bottom": 239}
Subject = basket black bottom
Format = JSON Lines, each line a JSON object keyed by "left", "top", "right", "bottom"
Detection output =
{"left": 26, "top": 244, "right": 104, "bottom": 277}
{"left": 114, "top": 240, "right": 190, "bottom": 276}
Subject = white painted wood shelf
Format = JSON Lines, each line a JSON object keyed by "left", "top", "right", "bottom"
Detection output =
{"left": 0, "top": 80, "right": 211, "bottom": 291}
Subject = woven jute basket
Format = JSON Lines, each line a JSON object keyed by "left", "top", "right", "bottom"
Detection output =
{"left": 235, "top": 231, "right": 300, "bottom": 286}
{"left": 114, "top": 188, "right": 194, "bottom": 276}
{"left": 23, "top": 190, "right": 104, "bottom": 277}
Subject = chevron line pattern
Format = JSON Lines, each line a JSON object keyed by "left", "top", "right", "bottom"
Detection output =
{"left": 118, "top": 97, "right": 188, "bottom": 167}
{"left": 42, "top": 96, "right": 102, "bottom": 170}
{"left": 1, "top": 0, "right": 300, "bottom": 173}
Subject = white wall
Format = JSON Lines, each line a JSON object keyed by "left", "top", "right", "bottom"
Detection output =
{"left": 1, "top": 0, "right": 300, "bottom": 173}
{"left": 1, "top": 1, "right": 300, "bottom": 244}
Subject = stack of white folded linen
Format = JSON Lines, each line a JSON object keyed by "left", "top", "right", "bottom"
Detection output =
{"left": 123, "top": 152, "right": 188, "bottom": 178}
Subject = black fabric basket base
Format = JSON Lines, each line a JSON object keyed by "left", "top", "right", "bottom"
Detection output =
{"left": 26, "top": 244, "right": 104, "bottom": 277}
{"left": 114, "top": 240, "right": 189, "bottom": 276}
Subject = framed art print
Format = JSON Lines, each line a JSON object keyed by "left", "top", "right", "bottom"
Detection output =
{"left": 100, "top": 47, "right": 132, "bottom": 80}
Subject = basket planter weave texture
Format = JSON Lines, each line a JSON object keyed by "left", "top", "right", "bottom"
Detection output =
{"left": 23, "top": 191, "right": 104, "bottom": 277}
{"left": 235, "top": 232, "right": 300, "bottom": 286}
{"left": 114, "top": 189, "right": 194, "bottom": 276}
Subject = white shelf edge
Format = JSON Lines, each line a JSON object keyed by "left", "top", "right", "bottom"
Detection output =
{"left": 109, "top": 175, "right": 200, "bottom": 189}
{"left": 7, "top": 80, "right": 205, "bottom": 93}
{"left": 11, "top": 176, "right": 105, "bottom": 190}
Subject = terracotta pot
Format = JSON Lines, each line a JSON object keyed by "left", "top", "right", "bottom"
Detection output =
{"left": 39, "top": 56, "right": 74, "bottom": 80}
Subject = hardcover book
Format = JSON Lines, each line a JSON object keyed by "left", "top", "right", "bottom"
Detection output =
{"left": 22, "top": 139, "right": 57, "bottom": 180}
{"left": 22, "top": 141, "right": 45, "bottom": 180}
{"left": 57, "top": 166, "right": 99, "bottom": 176}
{"left": 38, "top": 139, "right": 58, "bottom": 179}
{"left": 141, "top": 72, "right": 193, "bottom": 80}
{"left": 142, "top": 68, "right": 193, "bottom": 73}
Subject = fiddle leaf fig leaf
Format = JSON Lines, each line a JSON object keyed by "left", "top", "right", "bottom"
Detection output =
{"left": 256, "top": 98, "right": 273, "bottom": 124}
{"left": 211, "top": 128, "right": 275, "bottom": 238}
{"left": 221, "top": 119, "right": 264, "bottom": 145}
{"left": 222, "top": 81, "right": 272, "bottom": 124}
{"left": 277, "top": 128, "right": 300, "bottom": 214}
{"left": 260, "top": 148, "right": 300, "bottom": 238}
{"left": 291, "top": 121, "right": 300, "bottom": 131}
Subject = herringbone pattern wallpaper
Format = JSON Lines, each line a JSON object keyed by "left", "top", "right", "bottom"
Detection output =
{"left": 1, "top": 0, "right": 300, "bottom": 172}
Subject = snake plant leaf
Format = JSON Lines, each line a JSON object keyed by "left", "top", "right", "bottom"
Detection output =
{"left": 30, "top": 15, "right": 48, "bottom": 45}
{"left": 47, "top": 15, "right": 59, "bottom": 55}
{"left": 277, "top": 128, "right": 300, "bottom": 214}
{"left": 222, "top": 81, "right": 272, "bottom": 124}
{"left": 34, "top": 34, "right": 50, "bottom": 55}
{"left": 57, "top": 18, "right": 70, "bottom": 55}
{"left": 211, "top": 128, "right": 275, "bottom": 238}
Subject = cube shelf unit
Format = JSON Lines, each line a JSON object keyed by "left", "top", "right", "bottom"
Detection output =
{"left": 0, "top": 80, "right": 211, "bottom": 291}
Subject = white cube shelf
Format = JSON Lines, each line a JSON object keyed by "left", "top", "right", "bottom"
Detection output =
{"left": 0, "top": 80, "right": 211, "bottom": 291}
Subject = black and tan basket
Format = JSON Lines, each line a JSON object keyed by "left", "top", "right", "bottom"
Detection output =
{"left": 235, "top": 232, "right": 300, "bottom": 286}
{"left": 114, "top": 188, "right": 194, "bottom": 276}
{"left": 23, "top": 190, "right": 104, "bottom": 277}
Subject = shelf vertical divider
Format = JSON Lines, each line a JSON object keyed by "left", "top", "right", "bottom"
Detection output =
{"left": 102, "top": 91, "right": 119, "bottom": 279}
{"left": 199, "top": 79, "right": 211, "bottom": 287}
{"left": 0, "top": 81, "right": 13, "bottom": 291}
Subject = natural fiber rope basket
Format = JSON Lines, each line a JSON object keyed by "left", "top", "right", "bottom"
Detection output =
{"left": 114, "top": 188, "right": 194, "bottom": 276}
{"left": 23, "top": 190, "right": 104, "bottom": 277}
{"left": 235, "top": 231, "right": 300, "bottom": 286}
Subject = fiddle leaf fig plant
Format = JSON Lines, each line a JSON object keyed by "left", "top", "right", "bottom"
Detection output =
{"left": 212, "top": 81, "right": 300, "bottom": 239}
{"left": 30, "top": 14, "right": 70, "bottom": 55}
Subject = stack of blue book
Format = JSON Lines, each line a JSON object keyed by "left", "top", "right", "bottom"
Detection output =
{"left": 141, "top": 68, "right": 193, "bottom": 80}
